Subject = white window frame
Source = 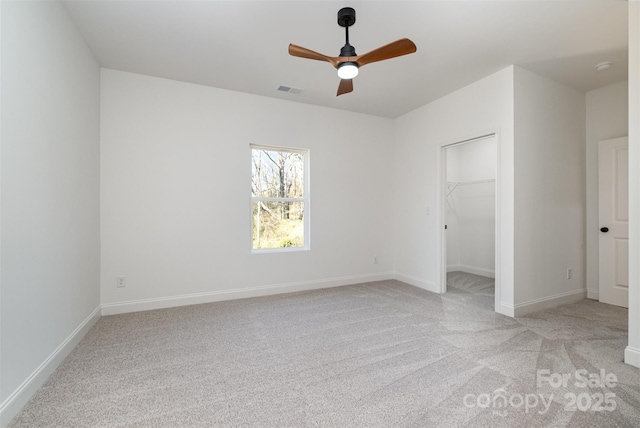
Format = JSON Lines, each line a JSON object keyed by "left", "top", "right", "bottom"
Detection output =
{"left": 250, "top": 144, "right": 310, "bottom": 253}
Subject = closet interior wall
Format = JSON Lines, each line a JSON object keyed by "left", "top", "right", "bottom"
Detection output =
{"left": 446, "top": 137, "right": 497, "bottom": 278}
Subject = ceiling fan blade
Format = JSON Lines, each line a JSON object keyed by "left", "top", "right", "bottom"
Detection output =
{"left": 337, "top": 79, "right": 353, "bottom": 96}
{"left": 289, "top": 44, "right": 338, "bottom": 67}
{"left": 356, "top": 38, "right": 417, "bottom": 67}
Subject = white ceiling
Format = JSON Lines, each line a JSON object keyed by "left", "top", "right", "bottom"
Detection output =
{"left": 62, "top": 0, "right": 629, "bottom": 118}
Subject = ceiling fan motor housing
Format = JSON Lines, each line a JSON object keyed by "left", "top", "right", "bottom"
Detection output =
{"left": 340, "top": 44, "right": 357, "bottom": 57}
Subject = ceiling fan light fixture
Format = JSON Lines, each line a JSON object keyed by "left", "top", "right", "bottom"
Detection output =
{"left": 337, "top": 62, "right": 359, "bottom": 79}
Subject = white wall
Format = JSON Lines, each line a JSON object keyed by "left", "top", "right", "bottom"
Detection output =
{"left": 100, "top": 69, "right": 394, "bottom": 314}
{"left": 0, "top": 1, "right": 101, "bottom": 424}
{"left": 585, "top": 82, "right": 628, "bottom": 300}
{"left": 393, "top": 66, "right": 515, "bottom": 315}
{"left": 394, "top": 65, "right": 588, "bottom": 316}
{"left": 457, "top": 182, "right": 495, "bottom": 277}
{"left": 446, "top": 137, "right": 496, "bottom": 277}
{"left": 513, "top": 67, "right": 586, "bottom": 310}
{"left": 448, "top": 138, "right": 497, "bottom": 183}
{"left": 626, "top": 1, "right": 640, "bottom": 369}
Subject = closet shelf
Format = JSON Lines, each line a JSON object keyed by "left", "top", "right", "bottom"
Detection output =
{"left": 446, "top": 178, "right": 495, "bottom": 186}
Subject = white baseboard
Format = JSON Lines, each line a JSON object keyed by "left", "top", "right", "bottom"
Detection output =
{"left": 447, "top": 264, "right": 495, "bottom": 278}
{"left": 495, "top": 302, "right": 515, "bottom": 317}
{"left": 394, "top": 273, "right": 440, "bottom": 293}
{"left": 513, "top": 288, "right": 587, "bottom": 317}
{"left": 446, "top": 264, "right": 461, "bottom": 273}
{"left": 0, "top": 306, "right": 101, "bottom": 427}
{"left": 458, "top": 264, "right": 495, "bottom": 279}
{"left": 587, "top": 289, "right": 600, "bottom": 300}
{"left": 624, "top": 346, "right": 640, "bottom": 368}
{"left": 101, "top": 272, "right": 395, "bottom": 315}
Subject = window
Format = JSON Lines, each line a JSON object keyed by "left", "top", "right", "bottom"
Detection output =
{"left": 251, "top": 145, "right": 309, "bottom": 251}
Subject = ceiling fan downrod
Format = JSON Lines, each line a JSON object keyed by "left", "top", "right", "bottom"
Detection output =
{"left": 338, "top": 7, "right": 357, "bottom": 57}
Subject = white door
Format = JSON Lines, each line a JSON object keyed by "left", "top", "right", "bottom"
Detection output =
{"left": 598, "top": 137, "right": 629, "bottom": 308}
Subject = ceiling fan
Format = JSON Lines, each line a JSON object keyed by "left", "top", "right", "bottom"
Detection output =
{"left": 288, "top": 7, "right": 417, "bottom": 96}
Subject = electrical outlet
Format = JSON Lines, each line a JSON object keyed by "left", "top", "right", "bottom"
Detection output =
{"left": 566, "top": 269, "right": 572, "bottom": 280}
{"left": 373, "top": 256, "right": 378, "bottom": 264}
{"left": 116, "top": 275, "right": 126, "bottom": 288}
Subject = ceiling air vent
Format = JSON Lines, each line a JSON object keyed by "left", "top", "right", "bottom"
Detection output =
{"left": 277, "top": 85, "right": 302, "bottom": 95}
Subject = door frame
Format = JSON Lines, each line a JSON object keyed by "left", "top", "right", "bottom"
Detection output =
{"left": 438, "top": 130, "right": 501, "bottom": 312}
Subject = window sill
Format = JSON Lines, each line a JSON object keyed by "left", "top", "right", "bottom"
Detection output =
{"left": 251, "top": 246, "right": 310, "bottom": 254}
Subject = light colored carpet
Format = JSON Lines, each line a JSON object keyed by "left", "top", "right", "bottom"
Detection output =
{"left": 447, "top": 271, "right": 495, "bottom": 311}
{"left": 9, "top": 275, "right": 640, "bottom": 427}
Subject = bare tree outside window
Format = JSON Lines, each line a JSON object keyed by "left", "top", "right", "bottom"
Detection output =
{"left": 251, "top": 146, "right": 308, "bottom": 250}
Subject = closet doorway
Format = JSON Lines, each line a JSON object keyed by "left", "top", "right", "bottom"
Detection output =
{"left": 441, "top": 134, "right": 497, "bottom": 311}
